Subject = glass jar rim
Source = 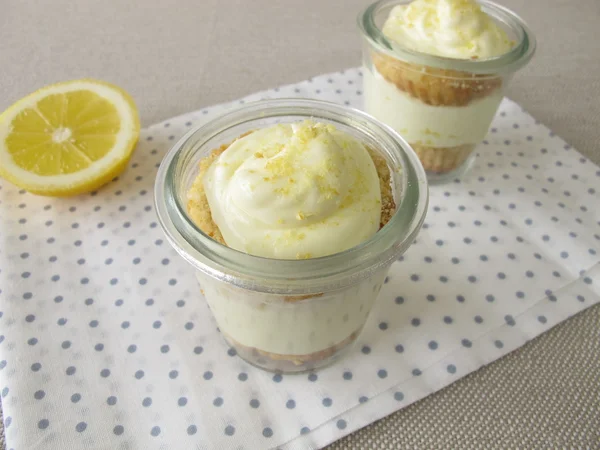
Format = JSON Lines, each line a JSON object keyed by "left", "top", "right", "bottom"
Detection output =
{"left": 358, "top": 0, "right": 536, "bottom": 75}
{"left": 154, "top": 98, "right": 428, "bottom": 294}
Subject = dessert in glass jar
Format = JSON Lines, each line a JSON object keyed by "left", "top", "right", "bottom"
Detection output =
{"left": 359, "top": 0, "right": 535, "bottom": 183}
{"left": 155, "top": 99, "right": 428, "bottom": 372}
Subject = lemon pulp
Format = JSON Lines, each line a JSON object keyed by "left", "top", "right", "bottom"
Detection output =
{"left": 0, "top": 79, "right": 140, "bottom": 196}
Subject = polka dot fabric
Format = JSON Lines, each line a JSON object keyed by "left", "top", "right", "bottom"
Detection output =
{"left": 0, "top": 68, "right": 599, "bottom": 450}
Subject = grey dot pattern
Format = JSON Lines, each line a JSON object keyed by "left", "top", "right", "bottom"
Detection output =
{"left": 0, "top": 68, "right": 597, "bottom": 450}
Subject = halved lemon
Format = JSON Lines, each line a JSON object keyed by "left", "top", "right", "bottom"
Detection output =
{"left": 0, "top": 79, "right": 140, "bottom": 196}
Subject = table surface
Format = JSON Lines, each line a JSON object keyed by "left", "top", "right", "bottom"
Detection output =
{"left": 1, "top": 0, "right": 599, "bottom": 448}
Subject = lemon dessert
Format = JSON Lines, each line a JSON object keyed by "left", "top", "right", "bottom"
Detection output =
{"left": 0, "top": 80, "right": 139, "bottom": 196}
{"left": 365, "top": 0, "right": 515, "bottom": 174}
{"left": 187, "top": 120, "right": 395, "bottom": 367}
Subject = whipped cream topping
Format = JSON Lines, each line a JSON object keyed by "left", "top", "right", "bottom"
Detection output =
{"left": 203, "top": 121, "right": 382, "bottom": 259}
{"left": 382, "top": 0, "right": 514, "bottom": 59}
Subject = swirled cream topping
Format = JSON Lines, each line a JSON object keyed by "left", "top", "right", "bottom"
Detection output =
{"left": 203, "top": 121, "right": 382, "bottom": 259}
{"left": 382, "top": 0, "right": 514, "bottom": 59}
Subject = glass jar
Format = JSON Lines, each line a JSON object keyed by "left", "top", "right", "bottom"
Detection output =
{"left": 154, "top": 99, "right": 428, "bottom": 373}
{"left": 358, "top": 0, "right": 536, "bottom": 184}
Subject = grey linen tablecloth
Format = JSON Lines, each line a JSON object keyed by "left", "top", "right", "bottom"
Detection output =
{"left": 1, "top": 0, "right": 599, "bottom": 448}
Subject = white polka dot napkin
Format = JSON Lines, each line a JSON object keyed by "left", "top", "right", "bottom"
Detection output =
{"left": 1, "top": 68, "right": 599, "bottom": 450}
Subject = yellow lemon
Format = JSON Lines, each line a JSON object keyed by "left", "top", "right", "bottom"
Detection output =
{"left": 0, "top": 79, "right": 140, "bottom": 196}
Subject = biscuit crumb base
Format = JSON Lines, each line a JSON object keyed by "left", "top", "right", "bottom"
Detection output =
{"left": 372, "top": 52, "right": 502, "bottom": 107}
{"left": 412, "top": 142, "right": 475, "bottom": 173}
{"left": 367, "top": 147, "right": 395, "bottom": 229}
{"left": 187, "top": 145, "right": 229, "bottom": 245}
{"left": 223, "top": 329, "right": 360, "bottom": 368}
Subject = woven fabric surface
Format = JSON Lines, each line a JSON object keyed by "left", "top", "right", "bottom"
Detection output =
{"left": 5, "top": 305, "right": 599, "bottom": 449}
{"left": 329, "top": 303, "right": 600, "bottom": 449}
{"left": 2, "top": 0, "right": 600, "bottom": 448}
{"left": 1, "top": 89, "right": 599, "bottom": 450}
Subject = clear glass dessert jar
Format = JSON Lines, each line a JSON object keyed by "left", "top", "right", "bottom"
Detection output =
{"left": 154, "top": 99, "right": 428, "bottom": 373}
{"left": 359, "top": 0, "right": 536, "bottom": 184}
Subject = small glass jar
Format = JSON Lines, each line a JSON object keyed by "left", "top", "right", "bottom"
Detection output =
{"left": 154, "top": 99, "right": 428, "bottom": 373}
{"left": 358, "top": 0, "right": 536, "bottom": 184}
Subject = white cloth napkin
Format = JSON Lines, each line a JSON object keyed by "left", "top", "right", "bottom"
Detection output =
{"left": 0, "top": 68, "right": 598, "bottom": 450}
